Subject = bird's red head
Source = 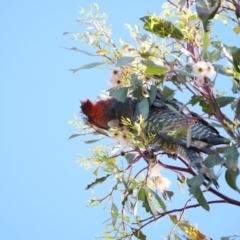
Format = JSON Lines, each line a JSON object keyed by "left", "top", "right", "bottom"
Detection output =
{"left": 80, "top": 99, "right": 118, "bottom": 129}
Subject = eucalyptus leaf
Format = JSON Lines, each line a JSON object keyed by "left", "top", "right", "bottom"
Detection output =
{"left": 111, "top": 203, "right": 118, "bottom": 226}
{"left": 145, "top": 192, "right": 158, "bottom": 216}
{"left": 149, "top": 85, "right": 157, "bottom": 105}
{"left": 223, "top": 145, "right": 239, "bottom": 170}
{"left": 140, "top": 16, "right": 184, "bottom": 40}
{"left": 111, "top": 87, "right": 128, "bottom": 102}
{"left": 225, "top": 168, "right": 240, "bottom": 193}
{"left": 236, "top": 99, "right": 240, "bottom": 121}
{"left": 175, "top": 69, "right": 195, "bottom": 78}
{"left": 212, "top": 64, "right": 233, "bottom": 76}
{"left": 145, "top": 187, "right": 166, "bottom": 211}
{"left": 162, "top": 86, "right": 175, "bottom": 100}
{"left": 211, "top": 48, "right": 222, "bottom": 61}
{"left": 141, "top": 60, "right": 168, "bottom": 75}
{"left": 130, "top": 73, "right": 140, "bottom": 87}
{"left": 68, "top": 133, "right": 82, "bottom": 140}
{"left": 187, "top": 174, "right": 204, "bottom": 187}
{"left": 61, "top": 47, "right": 97, "bottom": 56}
{"left": 216, "top": 96, "right": 235, "bottom": 107}
{"left": 131, "top": 228, "right": 147, "bottom": 240}
{"left": 189, "top": 186, "right": 210, "bottom": 211}
{"left": 138, "top": 188, "right": 152, "bottom": 214}
{"left": 205, "top": 153, "right": 223, "bottom": 168}
{"left": 196, "top": 0, "right": 220, "bottom": 32}
{"left": 115, "top": 56, "right": 135, "bottom": 67}
{"left": 132, "top": 86, "right": 143, "bottom": 100}
{"left": 69, "top": 62, "right": 104, "bottom": 73}
{"left": 196, "top": 190, "right": 210, "bottom": 211}
{"left": 85, "top": 174, "right": 111, "bottom": 190}
{"left": 189, "top": 95, "right": 202, "bottom": 106}
{"left": 203, "top": 31, "right": 210, "bottom": 53}
{"left": 138, "top": 97, "right": 149, "bottom": 118}
{"left": 125, "top": 153, "right": 136, "bottom": 164}
{"left": 232, "top": 48, "right": 240, "bottom": 72}
{"left": 84, "top": 139, "right": 101, "bottom": 144}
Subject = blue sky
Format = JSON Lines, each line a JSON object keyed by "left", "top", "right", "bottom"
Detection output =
{"left": 1, "top": 1, "right": 240, "bottom": 239}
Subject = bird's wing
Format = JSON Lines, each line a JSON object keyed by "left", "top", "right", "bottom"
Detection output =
{"left": 146, "top": 105, "right": 227, "bottom": 154}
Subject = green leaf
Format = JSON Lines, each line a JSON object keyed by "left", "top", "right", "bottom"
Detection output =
{"left": 189, "top": 186, "right": 210, "bottom": 211}
{"left": 187, "top": 174, "right": 204, "bottom": 187}
{"left": 111, "top": 203, "right": 118, "bottom": 226}
{"left": 145, "top": 192, "right": 158, "bottom": 216}
{"left": 85, "top": 174, "right": 111, "bottom": 190}
{"left": 61, "top": 47, "right": 97, "bottom": 56}
{"left": 200, "top": 100, "right": 213, "bottom": 115}
{"left": 211, "top": 48, "right": 222, "bottom": 61}
{"left": 196, "top": 0, "right": 220, "bottom": 32}
{"left": 138, "top": 187, "right": 146, "bottom": 201}
{"left": 145, "top": 187, "right": 166, "bottom": 211}
{"left": 225, "top": 168, "right": 240, "bottom": 193}
{"left": 131, "top": 228, "right": 147, "bottom": 240}
{"left": 140, "top": 16, "right": 184, "bottom": 40}
{"left": 216, "top": 96, "right": 235, "bottom": 107}
{"left": 111, "top": 87, "right": 128, "bottom": 102}
{"left": 163, "top": 190, "right": 174, "bottom": 201}
{"left": 169, "top": 214, "right": 208, "bottom": 239}
{"left": 221, "top": 237, "right": 231, "bottom": 240}
{"left": 203, "top": 51, "right": 211, "bottom": 61}
{"left": 232, "top": 49, "right": 240, "bottom": 72}
{"left": 138, "top": 97, "right": 149, "bottom": 118}
{"left": 162, "top": 86, "right": 175, "bottom": 101}
{"left": 84, "top": 139, "right": 101, "bottom": 144}
{"left": 149, "top": 85, "right": 157, "bottom": 105}
{"left": 236, "top": 99, "right": 240, "bottom": 121}
{"left": 141, "top": 60, "right": 168, "bottom": 75}
{"left": 139, "top": 34, "right": 148, "bottom": 41}
{"left": 212, "top": 64, "right": 233, "bottom": 76}
{"left": 132, "top": 86, "right": 143, "bottom": 100}
{"left": 203, "top": 31, "right": 210, "bottom": 53}
{"left": 68, "top": 133, "right": 82, "bottom": 140}
{"left": 205, "top": 153, "right": 223, "bottom": 168}
{"left": 115, "top": 56, "right": 135, "bottom": 67}
{"left": 95, "top": 128, "right": 108, "bottom": 135}
{"left": 122, "top": 188, "right": 133, "bottom": 205}
{"left": 130, "top": 73, "right": 140, "bottom": 87}
{"left": 231, "top": 99, "right": 239, "bottom": 110}
{"left": 69, "top": 62, "right": 104, "bottom": 73}
{"left": 223, "top": 145, "right": 239, "bottom": 170}
{"left": 125, "top": 153, "right": 136, "bottom": 164}
{"left": 138, "top": 187, "right": 156, "bottom": 215}
{"left": 175, "top": 69, "right": 195, "bottom": 78}
{"left": 189, "top": 95, "right": 202, "bottom": 106}
{"left": 140, "top": 51, "right": 153, "bottom": 59}
{"left": 233, "top": 25, "right": 240, "bottom": 34}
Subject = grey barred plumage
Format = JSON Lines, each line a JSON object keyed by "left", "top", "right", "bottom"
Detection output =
{"left": 81, "top": 89, "right": 230, "bottom": 187}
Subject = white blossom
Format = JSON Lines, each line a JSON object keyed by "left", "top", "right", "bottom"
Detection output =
{"left": 111, "top": 129, "right": 133, "bottom": 149}
{"left": 150, "top": 164, "right": 171, "bottom": 192}
{"left": 138, "top": 74, "right": 156, "bottom": 85}
{"left": 108, "top": 76, "right": 123, "bottom": 87}
{"left": 108, "top": 68, "right": 124, "bottom": 87}
{"left": 191, "top": 61, "right": 216, "bottom": 79}
{"left": 154, "top": 175, "right": 171, "bottom": 193}
{"left": 150, "top": 164, "right": 162, "bottom": 177}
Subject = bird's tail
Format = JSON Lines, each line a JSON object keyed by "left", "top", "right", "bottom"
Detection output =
{"left": 181, "top": 147, "right": 219, "bottom": 188}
